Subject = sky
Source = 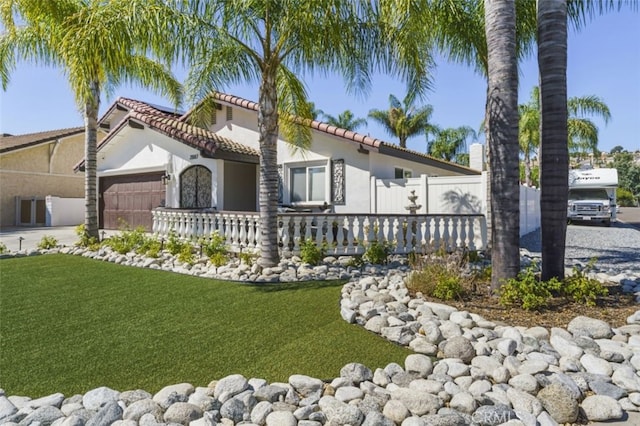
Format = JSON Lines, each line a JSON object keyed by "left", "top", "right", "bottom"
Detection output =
{"left": 1, "top": 10, "right": 639, "bottom": 155}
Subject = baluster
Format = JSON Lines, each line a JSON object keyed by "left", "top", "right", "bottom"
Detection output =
{"left": 222, "top": 214, "right": 231, "bottom": 247}
{"left": 246, "top": 216, "right": 255, "bottom": 250}
{"left": 335, "top": 216, "right": 346, "bottom": 254}
{"left": 413, "top": 217, "right": 423, "bottom": 252}
{"left": 238, "top": 215, "right": 247, "bottom": 250}
{"left": 354, "top": 216, "right": 364, "bottom": 255}
{"left": 346, "top": 216, "right": 362, "bottom": 253}
{"left": 403, "top": 217, "right": 413, "bottom": 254}
{"left": 458, "top": 216, "right": 468, "bottom": 250}
{"left": 382, "top": 216, "right": 391, "bottom": 246}
{"left": 293, "top": 216, "right": 304, "bottom": 254}
{"left": 229, "top": 214, "right": 239, "bottom": 250}
{"left": 450, "top": 216, "right": 459, "bottom": 251}
{"left": 279, "top": 215, "right": 290, "bottom": 255}
{"left": 433, "top": 217, "right": 441, "bottom": 251}
{"left": 364, "top": 216, "right": 373, "bottom": 244}
{"left": 324, "top": 215, "right": 334, "bottom": 252}
{"left": 314, "top": 215, "right": 324, "bottom": 246}
{"left": 442, "top": 217, "right": 452, "bottom": 252}
{"left": 391, "top": 217, "right": 400, "bottom": 253}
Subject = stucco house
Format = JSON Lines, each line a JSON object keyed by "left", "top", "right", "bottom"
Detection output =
{"left": 0, "top": 128, "right": 86, "bottom": 227}
{"left": 82, "top": 93, "right": 480, "bottom": 232}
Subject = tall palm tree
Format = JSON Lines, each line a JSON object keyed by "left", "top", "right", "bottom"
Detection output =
{"left": 175, "top": 1, "right": 432, "bottom": 267}
{"left": 518, "top": 86, "right": 540, "bottom": 187}
{"left": 518, "top": 86, "right": 610, "bottom": 186}
{"left": 368, "top": 94, "right": 434, "bottom": 149}
{"left": 484, "top": 0, "right": 521, "bottom": 291}
{"left": 536, "top": 0, "right": 634, "bottom": 281}
{"left": 427, "top": 125, "right": 476, "bottom": 163}
{"left": 322, "top": 110, "right": 367, "bottom": 132}
{"left": 0, "top": 0, "right": 182, "bottom": 241}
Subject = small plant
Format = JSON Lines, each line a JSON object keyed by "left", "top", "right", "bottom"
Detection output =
{"left": 433, "top": 276, "right": 464, "bottom": 301}
{"left": 200, "top": 232, "right": 228, "bottom": 258}
{"left": 362, "top": 240, "right": 394, "bottom": 265}
{"left": 345, "top": 255, "right": 364, "bottom": 268}
{"left": 37, "top": 235, "right": 58, "bottom": 250}
{"left": 238, "top": 251, "right": 257, "bottom": 266}
{"left": 0, "top": 241, "right": 8, "bottom": 254}
{"left": 406, "top": 260, "right": 467, "bottom": 301}
{"left": 209, "top": 252, "right": 228, "bottom": 267}
{"left": 103, "top": 225, "right": 148, "bottom": 255}
{"left": 177, "top": 244, "right": 195, "bottom": 265}
{"left": 499, "top": 265, "right": 562, "bottom": 311}
{"left": 75, "top": 224, "right": 98, "bottom": 249}
{"left": 138, "top": 237, "right": 162, "bottom": 258}
{"left": 299, "top": 239, "right": 325, "bottom": 266}
{"left": 166, "top": 229, "right": 186, "bottom": 256}
{"left": 565, "top": 258, "right": 608, "bottom": 306}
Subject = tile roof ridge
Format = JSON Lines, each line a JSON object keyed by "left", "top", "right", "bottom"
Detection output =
{"left": 0, "top": 126, "right": 84, "bottom": 139}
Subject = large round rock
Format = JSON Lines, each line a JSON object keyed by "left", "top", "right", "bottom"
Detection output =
{"left": 442, "top": 336, "right": 475, "bottom": 363}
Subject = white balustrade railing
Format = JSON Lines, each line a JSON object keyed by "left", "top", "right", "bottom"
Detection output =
{"left": 152, "top": 209, "right": 487, "bottom": 255}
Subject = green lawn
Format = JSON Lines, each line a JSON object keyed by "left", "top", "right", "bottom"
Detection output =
{"left": 0, "top": 254, "right": 411, "bottom": 397}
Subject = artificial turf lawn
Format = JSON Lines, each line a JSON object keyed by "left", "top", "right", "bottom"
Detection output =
{"left": 0, "top": 254, "right": 412, "bottom": 398}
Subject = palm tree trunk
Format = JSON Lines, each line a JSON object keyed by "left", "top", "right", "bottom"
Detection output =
{"left": 538, "top": 0, "right": 568, "bottom": 281}
{"left": 84, "top": 80, "right": 101, "bottom": 241}
{"left": 524, "top": 153, "right": 532, "bottom": 186}
{"left": 257, "top": 66, "right": 281, "bottom": 268}
{"left": 484, "top": 0, "right": 521, "bottom": 292}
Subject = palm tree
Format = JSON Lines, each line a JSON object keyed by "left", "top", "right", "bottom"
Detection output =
{"left": 427, "top": 125, "right": 476, "bottom": 163}
{"left": 484, "top": 0, "right": 521, "bottom": 291}
{"left": 322, "top": 110, "right": 367, "bottom": 132}
{"left": 368, "top": 94, "right": 434, "bottom": 149}
{"left": 0, "top": 0, "right": 182, "bottom": 241}
{"left": 174, "top": 1, "right": 432, "bottom": 267}
{"left": 537, "top": 0, "right": 634, "bottom": 281}
{"left": 518, "top": 86, "right": 610, "bottom": 186}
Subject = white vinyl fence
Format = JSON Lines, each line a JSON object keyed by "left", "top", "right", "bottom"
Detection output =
{"left": 373, "top": 173, "right": 540, "bottom": 237}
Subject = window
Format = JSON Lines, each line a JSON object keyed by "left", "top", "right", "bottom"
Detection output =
{"left": 290, "top": 165, "right": 327, "bottom": 203}
{"left": 395, "top": 167, "right": 412, "bottom": 179}
{"left": 226, "top": 106, "right": 233, "bottom": 121}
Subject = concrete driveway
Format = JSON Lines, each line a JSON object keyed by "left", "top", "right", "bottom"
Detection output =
{"left": 0, "top": 226, "right": 118, "bottom": 252}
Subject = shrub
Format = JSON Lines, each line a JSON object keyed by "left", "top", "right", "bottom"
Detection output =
{"left": 138, "top": 237, "right": 162, "bottom": 258}
{"left": 75, "top": 224, "right": 98, "bottom": 249}
{"left": 209, "top": 252, "right": 228, "bottom": 267}
{"left": 177, "top": 244, "right": 195, "bottom": 265}
{"left": 0, "top": 242, "right": 8, "bottom": 254}
{"left": 37, "top": 235, "right": 58, "bottom": 250}
{"left": 238, "top": 251, "right": 257, "bottom": 266}
{"left": 300, "top": 239, "right": 325, "bottom": 266}
{"left": 406, "top": 249, "right": 471, "bottom": 301}
{"left": 164, "top": 229, "right": 185, "bottom": 255}
{"left": 200, "top": 232, "right": 228, "bottom": 259}
{"left": 565, "top": 258, "right": 608, "bottom": 306}
{"left": 617, "top": 187, "right": 637, "bottom": 207}
{"left": 103, "top": 226, "right": 147, "bottom": 255}
{"left": 362, "top": 240, "right": 394, "bottom": 265}
{"left": 498, "top": 265, "right": 562, "bottom": 311}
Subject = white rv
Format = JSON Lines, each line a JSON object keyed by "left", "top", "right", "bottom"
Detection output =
{"left": 567, "top": 168, "right": 618, "bottom": 226}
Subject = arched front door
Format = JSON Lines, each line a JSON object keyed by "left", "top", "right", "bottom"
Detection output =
{"left": 180, "top": 165, "right": 212, "bottom": 208}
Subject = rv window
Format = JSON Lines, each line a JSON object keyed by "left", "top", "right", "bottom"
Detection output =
{"left": 568, "top": 188, "right": 610, "bottom": 200}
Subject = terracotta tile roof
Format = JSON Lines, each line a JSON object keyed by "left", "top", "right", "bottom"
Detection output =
{"left": 116, "top": 97, "right": 181, "bottom": 118}
{"left": 195, "top": 92, "right": 478, "bottom": 175}
{"left": 0, "top": 127, "right": 84, "bottom": 154}
{"left": 126, "top": 110, "right": 259, "bottom": 158}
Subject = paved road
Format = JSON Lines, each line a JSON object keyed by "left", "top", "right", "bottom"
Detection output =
{"left": 0, "top": 226, "right": 119, "bottom": 252}
{"left": 617, "top": 206, "right": 640, "bottom": 229}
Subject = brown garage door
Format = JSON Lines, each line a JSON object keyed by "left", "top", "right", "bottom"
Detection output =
{"left": 100, "top": 172, "right": 165, "bottom": 231}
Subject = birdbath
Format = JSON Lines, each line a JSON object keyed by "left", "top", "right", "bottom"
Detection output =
{"left": 405, "top": 190, "right": 422, "bottom": 214}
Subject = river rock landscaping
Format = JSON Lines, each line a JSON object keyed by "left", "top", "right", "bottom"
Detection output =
{"left": 2, "top": 242, "right": 640, "bottom": 425}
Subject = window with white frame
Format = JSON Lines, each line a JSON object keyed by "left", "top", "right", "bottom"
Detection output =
{"left": 395, "top": 167, "right": 413, "bottom": 179}
{"left": 290, "top": 164, "right": 327, "bottom": 203}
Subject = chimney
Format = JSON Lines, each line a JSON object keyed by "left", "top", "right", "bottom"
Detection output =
{"left": 469, "top": 143, "right": 486, "bottom": 171}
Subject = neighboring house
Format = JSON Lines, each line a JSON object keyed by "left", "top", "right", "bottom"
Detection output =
{"left": 82, "top": 93, "right": 479, "bottom": 231}
{"left": 0, "top": 128, "right": 86, "bottom": 227}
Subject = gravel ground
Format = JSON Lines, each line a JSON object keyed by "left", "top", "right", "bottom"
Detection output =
{"left": 520, "top": 221, "right": 640, "bottom": 275}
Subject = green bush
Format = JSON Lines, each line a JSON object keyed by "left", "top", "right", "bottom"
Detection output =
{"left": 406, "top": 262, "right": 466, "bottom": 301}
{"left": 499, "top": 265, "right": 562, "bottom": 311}
{"left": 0, "top": 242, "right": 8, "bottom": 254}
{"left": 200, "top": 232, "right": 228, "bottom": 259}
{"left": 209, "top": 252, "right": 228, "bottom": 267}
{"left": 617, "top": 187, "right": 637, "bottom": 207}
{"left": 138, "top": 237, "right": 162, "bottom": 258}
{"left": 177, "top": 244, "right": 195, "bottom": 265}
{"left": 238, "top": 251, "right": 257, "bottom": 266}
{"left": 166, "top": 229, "right": 187, "bottom": 256}
{"left": 75, "top": 224, "right": 99, "bottom": 249}
{"left": 300, "top": 239, "right": 325, "bottom": 266}
{"left": 362, "top": 240, "right": 394, "bottom": 265}
{"left": 103, "top": 226, "right": 148, "bottom": 255}
{"left": 565, "top": 259, "right": 608, "bottom": 306}
{"left": 37, "top": 235, "right": 58, "bottom": 250}
{"left": 433, "top": 276, "right": 464, "bottom": 301}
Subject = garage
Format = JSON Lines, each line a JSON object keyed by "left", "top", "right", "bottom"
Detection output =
{"left": 99, "top": 172, "right": 165, "bottom": 231}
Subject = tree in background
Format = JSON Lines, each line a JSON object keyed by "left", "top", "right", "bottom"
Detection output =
{"left": 0, "top": 0, "right": 182, "bottom": 241}
{"left": 518, "top": 86, "right": 540, "bottom": 187}
{"left": 427, "top": 125, "right": 476, "bottom": 164}
{"left": 173, "top": 1, "right": 432, "bottom": 267}
{"left": 321, "top": 110, "right": 367, "bottom": 131}
{"left": 611, "top": 151, "right": 640, "bottom": 206}
{"left": 368, "top": 93, "right": 435, "bottom": 149}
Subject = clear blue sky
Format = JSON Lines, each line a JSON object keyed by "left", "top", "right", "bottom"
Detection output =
{"left": 1, "top": 11, "right": 638, "bottom": 154}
